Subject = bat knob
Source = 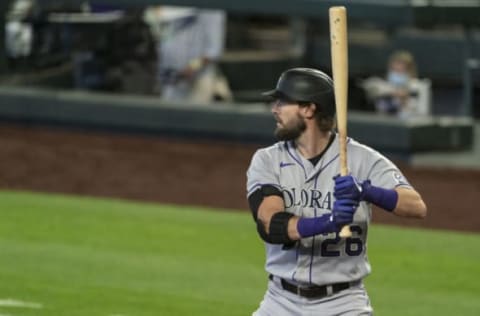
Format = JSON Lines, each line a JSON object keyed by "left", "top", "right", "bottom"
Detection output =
{"left": 339, "top": 225, "right": 352, "bottom": 238}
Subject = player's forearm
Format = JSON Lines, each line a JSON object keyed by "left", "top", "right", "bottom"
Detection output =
{"left": 259, "top": 204, "right": 337, "bottom": 242}
{"left": 392, "top": 187, "right": 427, "bottom": 218}
{"left": 262, "top": 210, "right": 336, "bottom": 242}
{"left": 287, "top": 216, "right": 301, "bottom": 240}
{"left": 360, "top": 181, "right": 427, "bottom": 218}
{"left": 257, "top": 196, "right": 283, "bottom": 232}
{"left": 257, "top": 196, "right": 343, "bottom": 243}
{"left": 258, "top": 205, "right": 301, "bottom": 241}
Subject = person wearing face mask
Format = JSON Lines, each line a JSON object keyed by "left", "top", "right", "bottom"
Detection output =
{"left": 362, "top": 50, "right": 432, "bottom": 118}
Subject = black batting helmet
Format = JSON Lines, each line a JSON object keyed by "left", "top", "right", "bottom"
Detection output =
{"left": 262, "top": 68, "right": 335, "bottom": 118}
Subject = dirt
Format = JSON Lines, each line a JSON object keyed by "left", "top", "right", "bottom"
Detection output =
{"left": 1, "top": 123, "right": 478, "bottom": 233}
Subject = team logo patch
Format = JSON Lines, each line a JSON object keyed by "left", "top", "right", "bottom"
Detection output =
{"left": 393, "top": 172, "right": 408, "bottom": 185}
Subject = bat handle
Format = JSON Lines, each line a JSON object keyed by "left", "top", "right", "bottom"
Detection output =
{"left": 339, "top": 225, "right": 352, "bottom": 238}
{"left": 338, "top": 166, "right": 352, "bottom": 238}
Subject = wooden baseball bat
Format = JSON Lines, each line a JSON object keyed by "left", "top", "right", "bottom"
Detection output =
{"left": 329, "top": 6, "right": 352, "bottom": 238}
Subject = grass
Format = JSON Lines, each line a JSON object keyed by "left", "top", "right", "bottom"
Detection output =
{"left": 0, "top": 190, "right": 479, "bottom": 315}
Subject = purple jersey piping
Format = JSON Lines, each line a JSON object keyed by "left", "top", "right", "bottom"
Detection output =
{"left": 294, "top": 137, "right": 351, "bottom": 284}
{"left": 286, "top": 141, "right": 307, "bottom": 179}
{"left": 306, "top": 139, "right": 350, "bottom": 284}
{"left": 308, "top": 173, "right": 320, "bottom": 284}
{"left": 318, "top": 153, "right": 339, "bottom": 174}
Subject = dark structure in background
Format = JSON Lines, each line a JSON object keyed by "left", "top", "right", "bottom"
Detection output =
{"left": 4, "top": 0, "right": 70, "bottom": 72}
{"left": 1, "top": 0, "right": 479, "bottom": 117}
{"left": 2, "top": 1, "right": 156, "bottom": 92}
{"left": 0, "top": 1, "right": 9, "bottom": 73}
{"left": 68, "top": 9, "right": 156, "bottom": 93}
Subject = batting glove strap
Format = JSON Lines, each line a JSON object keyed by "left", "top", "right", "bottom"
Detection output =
{"left": 361, "top": 180, "right": 398, "bottom": 212}
{"left": 297, "top": 214, "right": 337, "bottom": 238}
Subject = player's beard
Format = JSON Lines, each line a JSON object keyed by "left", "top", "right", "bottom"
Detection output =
{"left": 274, "top": 113, "right": 306, "bottom": 141}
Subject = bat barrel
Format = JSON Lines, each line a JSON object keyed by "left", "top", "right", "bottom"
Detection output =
{"left": 329, "top": 6, "right": 352, "bottom": 238}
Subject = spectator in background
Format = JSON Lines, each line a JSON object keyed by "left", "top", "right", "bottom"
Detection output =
{"left": 5, "top": 0, "right": 37, "bottom": 70}
{"left": 144, "top": 6, "right": 232, "bottom": 103}
{"left": 362, "top": 50, "right": 431, "bottom": 118}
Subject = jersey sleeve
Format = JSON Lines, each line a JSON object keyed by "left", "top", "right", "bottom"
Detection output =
{"left": 199, "top": 10, "right": 225, "bottom": 60}
{"left": 365, "top": 151, "right": 412, "bottom": 190}
{"left": 246, "top": 149, "right": 281, "bottom": 198}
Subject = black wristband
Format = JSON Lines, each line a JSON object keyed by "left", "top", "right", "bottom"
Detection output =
{"left": 267, "top": 212, "right": 295, "bottom": 244}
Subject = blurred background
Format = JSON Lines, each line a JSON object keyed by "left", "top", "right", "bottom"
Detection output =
{"left": 1, "top": 0, "right": 479, "bottom": 152}
{"left": 0, "top": 1, "right": 479, "bottom": 315}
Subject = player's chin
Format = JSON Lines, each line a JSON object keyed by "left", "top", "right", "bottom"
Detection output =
{"left": 274, "top": 127, "right": 285, "bottom": 140}
{"left": 275, "top": 120, "right": 306, "bottom": 140}
{"left": 274, "top": 127, "right": 297, "bottom": 141}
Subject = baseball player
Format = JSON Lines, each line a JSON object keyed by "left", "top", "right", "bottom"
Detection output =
{"left": 246, "top": 68, "right": 427, "bottom": 315}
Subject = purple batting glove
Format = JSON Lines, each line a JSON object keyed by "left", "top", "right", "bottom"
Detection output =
{"left": 331, "top": 198, "right": 358, "bottom": 228}
{"left": 334, "top": 175, "right": 364, "bottom": 201}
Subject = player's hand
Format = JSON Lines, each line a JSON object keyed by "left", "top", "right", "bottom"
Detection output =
{"left": 333, "top": 175, "right": 364, "bottom": 201}
{"left": 331, "top": 198, "right": 358, "bottom": 228}
{"left": 179, "top": 66, "right": 197, "bottom": 80}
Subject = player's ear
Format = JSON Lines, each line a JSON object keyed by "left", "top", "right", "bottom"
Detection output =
{"left": 303, "top": 103, "right": 316, "bottom": 119}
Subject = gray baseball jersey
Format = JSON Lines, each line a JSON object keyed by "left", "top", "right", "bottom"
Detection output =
{"left": 246, "top": 134, "right": 411, "bottom": 286}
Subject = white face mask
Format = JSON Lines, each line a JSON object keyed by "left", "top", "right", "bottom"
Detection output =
{"left": 387, "top": 71, "right": 409, "bottom": 87}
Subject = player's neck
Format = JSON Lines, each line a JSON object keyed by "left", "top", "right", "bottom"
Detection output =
{"left": 295, "top": 127, "right": 332, "bottom": 159}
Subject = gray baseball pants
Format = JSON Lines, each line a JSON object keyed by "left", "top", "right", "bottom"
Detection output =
{"left": 252, "top": 277, "right": 373, "bottom": 316}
